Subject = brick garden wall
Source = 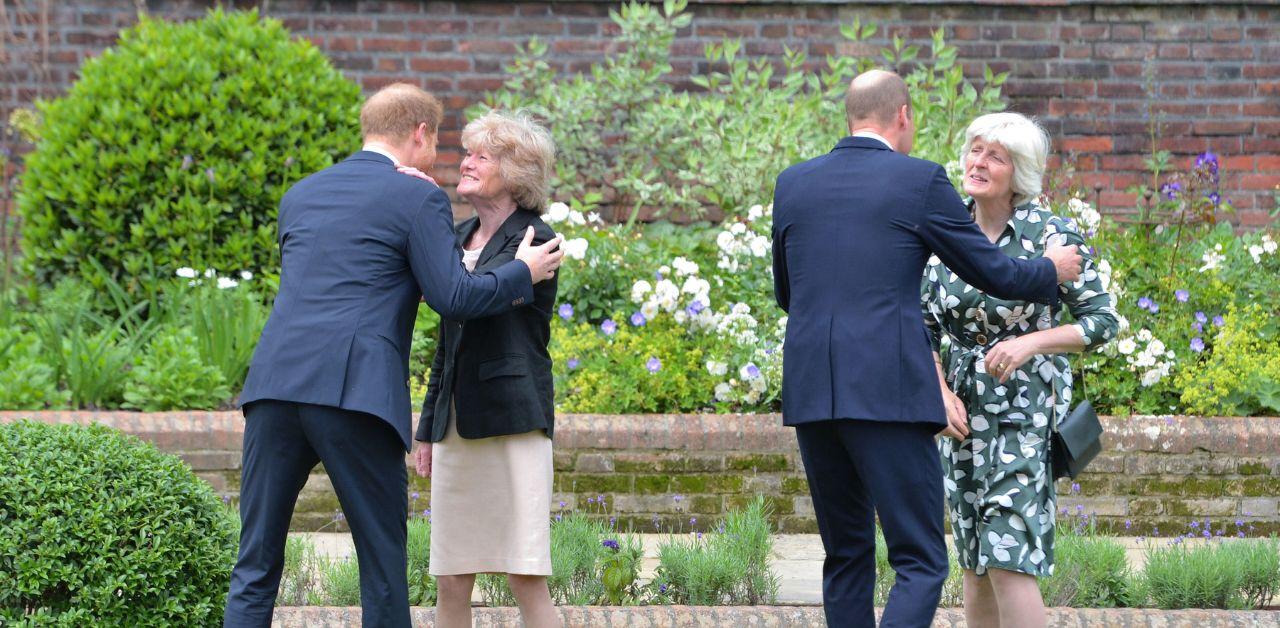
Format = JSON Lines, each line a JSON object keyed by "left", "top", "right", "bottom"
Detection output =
{"left": 4, "top": 411, "right": 1277, "bottom": 536}
{"left": 1, "top": 0, "right": 1278, "bottom": 224}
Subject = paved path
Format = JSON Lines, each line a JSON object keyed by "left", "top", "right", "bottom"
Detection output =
{"left": 298, "top": 532, "right": 1192, "bottom": 605}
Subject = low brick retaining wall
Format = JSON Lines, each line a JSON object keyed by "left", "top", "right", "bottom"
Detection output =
{"left": 3, "top": 411, "right": 1277, "bottom": 535}
{"left": 271, "top": 606, "right": 1280, "bottom": 627}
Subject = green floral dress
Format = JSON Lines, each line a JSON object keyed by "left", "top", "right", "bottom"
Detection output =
{"left": 921, "top": 201, "right": 1119, "bottom": 577}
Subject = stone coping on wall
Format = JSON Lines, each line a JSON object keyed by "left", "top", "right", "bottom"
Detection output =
{"left": 271, "top": 606, "right": 1280, "bottom": 627}
{"left": 2, "top": 410, "right": 1278, "bottom": 454}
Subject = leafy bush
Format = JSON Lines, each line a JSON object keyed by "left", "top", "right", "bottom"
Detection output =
{"left": 478, "top": 512, "right": 642, "bottom": 606}
{"left": 160, "top": 270, "right": 270, "bottom": 391}
{"left": 16, "top": 8, "right": 361, "bottom": 297}
{"left": 0, "top": 327, "right": 64, "bottom": 409}
{"left": 123, "top": 327, "right": 231, "bottom": 411}
{"left": 477, "top": 2, "right": 1004, "bottom": 220}
{"left": 1140, "top": 537, "right": 1280, "bottom": 609}
{"left": 26, "top": 279, "right": 155, "bottom": 409}
{"left": 1176, "top": 304, "right": 1280, "bottom": 415}
{"left": 277, "top": 535, "right": 320, "bottom": 606}
{"left": 650, "top": 497, "right": 777, "bottom": 605}
{"left": 1040, "top": 522, "right": 1133, "bottom": 608}
{"left": 309, "top": 556, "right": 361, "bottom": 606}
{"left": 406, "top": 517, "right": 436, "bottom": 606}
{"left": 875, "top": 528, "right": 963, "bottom": 608}
{"left": 0, "top": 421, "right": 236, "bottom": 625}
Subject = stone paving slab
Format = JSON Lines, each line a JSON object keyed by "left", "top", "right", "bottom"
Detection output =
{"left": 272, "top": 606, "right": 1280, "bottom": 627}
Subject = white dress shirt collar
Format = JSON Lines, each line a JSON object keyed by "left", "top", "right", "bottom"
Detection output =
{"left": 361, "top": 143, "right": 401, "bottom": 166}
{"left": 851, "top": 131, "right": 894, "bottom": 152}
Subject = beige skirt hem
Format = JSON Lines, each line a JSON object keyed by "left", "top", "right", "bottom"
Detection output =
{"left": 429, "top": 557, "right": 552, "bottom": 577}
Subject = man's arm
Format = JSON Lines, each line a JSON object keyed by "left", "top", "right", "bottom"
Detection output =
{"left": 771, "top": 187, "right": 790, "bottom": 313}
{"left": 915, "top": 166, "right": 1062, "bottom": 306}
{"left": 406, "top": 188, "right": 534, "bottom": 320}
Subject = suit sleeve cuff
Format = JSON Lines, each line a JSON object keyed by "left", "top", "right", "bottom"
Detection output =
{"left": 493, "top": 259, "right": 535, "bottom": 306}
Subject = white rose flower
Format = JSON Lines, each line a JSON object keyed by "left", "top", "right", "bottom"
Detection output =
{"left": 654, "top": 279, "right": 680, "bottom": 303}
{"left": 640, "top": 301, "right": 660, "bottom": 321}
{"left": 240, "top": 270, "right": 253, "bottom": 281}
{"left": 1137, "top": 329, "right": 1153, "bottom": 342}
{"left": 672, "top": 256, "right": 699, "bottom": 277}
{"left": 748, "top": 234, "right": 770, "bottom": 258}
{"left": 706, "top": 360, "right": 728, "bottom": 376}
{"left": 716, "top": 231, "right": 736, "bottom": 251}
{"left": 175, "top": 267, "right": 197, "bottom": 279}
{"left": 562, "top": 237, "right": 589, "bottom": 260}
{"left": 216, "top": 277, "right": 239, "bottom": 290}
{"left": 714, "top": 382, "right": 733, "bottom": 401}
{"left": 568, "top": 210, "right": 586, "bottom": 226}
{"left": 743, "top": 389, "right": 761, "bottom": 404}
{"left": 204, "top": 268, "right": 217, "bottom": 278}
{"left": 1249, "top": 245, "right": 1264, "bottom": 264}
{"left": 586, "top": 211, "right": 602, "bottom": 224}
{"left": 1116, "top": 338, "right": 1137, "bottom": 355}
{"left": 1148, "top": 339, "right": 1165, "bottom": 355}
{"left": 747, "top": 204, "right": 764, "bottom": 221}
{"left": 545, "top": 202, "right": 570, "bottom": 223}
{"left": 729, "top": 223, "right": 747, "bottom": 235}
{"left": 1140, "top": 369, "right": 1162, "bottom": 387}
{"left": 630, "top": 280, "right": 653, "bottom": 303}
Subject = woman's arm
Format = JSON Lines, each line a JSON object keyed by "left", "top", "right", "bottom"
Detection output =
{"left": 985, "top": 219, "right": 1119, "bottom": 383}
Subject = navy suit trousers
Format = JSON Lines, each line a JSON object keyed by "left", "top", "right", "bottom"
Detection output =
{"left": 795, "top": 419, "right": 949, "bottom": 628}
{"left": 224, "top": 400, "right": 410, "bottom": 628}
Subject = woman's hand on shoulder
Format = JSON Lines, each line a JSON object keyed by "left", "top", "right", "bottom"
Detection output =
{"left": 397, "top": 165, "right": 438, "bottom": 187}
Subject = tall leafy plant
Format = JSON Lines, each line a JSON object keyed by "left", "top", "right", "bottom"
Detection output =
{"left": 17, "top": 8, "right": 361, "bottom": 297}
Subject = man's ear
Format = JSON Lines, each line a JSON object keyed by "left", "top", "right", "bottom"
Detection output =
{"left": 898, "top": 105, "right": 912, "bottom": 130}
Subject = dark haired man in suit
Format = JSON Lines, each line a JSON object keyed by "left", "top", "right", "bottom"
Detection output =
{"left": 224, "top": 83, "right": 563, "bottom": 628}
{"left": 771, "top": 69, "right": 1083, "bottom": 627}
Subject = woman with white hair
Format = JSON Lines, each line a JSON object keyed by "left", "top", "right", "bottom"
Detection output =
{"left": 921, "top": 112, "right": 1119, "bottom": 627}
{"left": 402, "top": 110, "right": 561, "bottom": 628}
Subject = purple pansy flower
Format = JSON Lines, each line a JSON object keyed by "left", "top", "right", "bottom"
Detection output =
{"left": 1192, "top": 322, "right": 1203, "bottom": 333}
{"left": 1213, "top": 315, "right": 1225, "bottom": 327}
{"left": 601, "top": 319, "right": 617, "bottom": 335}
{"left": 205, "top": 167, "right": 216, "bottom": 183}
{"left": 567, "top": 357, "right": 580, "bottom": 370}
{"left": 630, "top": 311, "right": 647, "bottom": 326}
{"left": 686, "top": 299, "right": 705, "bottom": 315}
{"left": 1137, "top": 296, "right": 1152, "bottom": 310}
{"left": 1195, "top": 311, "right": 1208, "bottom": 323}
{"left": 646, "top": 356, "right": 662, "bottom": 373}
{"left": 1190, "top": 337, "right": 1205, "bottom": 353}
{"left": 558, "top": 303, "right": 574, "bottom": 320}
{"left": 1160, "top": 181, "right": 1182, "bottom": 200}
{"left": 602, "top": 539, "right": 620, "bottom": 550}
{"left": 1175, "top": 290, "right": 1189, "bottom": 302}
{"left": 1195, "top": 151, "right": 1220, "bottom": 173}
{"left": 181, "top": 154, "right": 194, "bottom": 170}
{"left": 1207, "top": 192, "right": 1221, "bottom": 207}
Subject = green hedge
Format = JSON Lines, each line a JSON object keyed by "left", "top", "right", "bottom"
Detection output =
{"left": 17, "top": 8, "right": 360, "bottom": 297}
{"left": 0, "top": 421, "right": 237, "bottom": 625}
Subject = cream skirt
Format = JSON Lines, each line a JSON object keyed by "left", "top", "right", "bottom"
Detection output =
{"left": 428, "top": 408, "right": 553, "bottom": 576}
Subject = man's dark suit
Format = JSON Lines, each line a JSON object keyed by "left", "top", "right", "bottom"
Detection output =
{"left": 225, "top": 151, "right": 532, "bottom": 628}
{"left": 771, "top": 136, "right": 1059, "bottom": 627}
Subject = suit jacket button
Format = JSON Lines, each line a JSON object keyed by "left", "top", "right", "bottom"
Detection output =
{"left": 976, "top": 333, "right": 988, "bottom": 345}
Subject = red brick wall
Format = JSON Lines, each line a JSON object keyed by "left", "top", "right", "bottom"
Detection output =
{"left": 2, "top": 1, "right": 1277, "bottom": 224}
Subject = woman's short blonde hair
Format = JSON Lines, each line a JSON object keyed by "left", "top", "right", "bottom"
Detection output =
{"left": 960, "top": 112, "right": 1051, "bottom": 207}
{"left": 461, "top": 110, "right": 556, "bottom": 212}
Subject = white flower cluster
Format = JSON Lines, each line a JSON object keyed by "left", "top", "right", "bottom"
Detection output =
{"left": 1066, "top": 197, "right": 1102, "bottom": 237}
{"left": 544, "top": 201, "right": 600, "bottom": 261}
{"left": 715, "top": 205, "right": 772, "bottom": 273}
{"left": 1247, "top": 233, "right": 1277, "bottom": 264}
{"left": 1199, "top": 243, "right": 1226, "bottom": 273}
{"left": 1109, "top": 328, "right": 1176, "bottom": 387}
{"left": 630, "top": 256, "right": 715, "bottom": 329}
{"left": 175, "top": 267, "right": 251, "bottom": 289}
{"left": 543, "top": 201, "right": 600, "bottom": 227}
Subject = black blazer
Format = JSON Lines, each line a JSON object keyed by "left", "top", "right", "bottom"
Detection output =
{"left": 240, "top": 152, "right": 533, "bottom": 450}
{"left": 415, "top": 209, "right": 558, "bottom": 443}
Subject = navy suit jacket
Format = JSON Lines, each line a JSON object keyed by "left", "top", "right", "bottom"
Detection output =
{"left": 771, "top": 136, "right": 1059, "bottom": 428}
{"left": 239, "top": 151, "right": 533, "bottom": 449}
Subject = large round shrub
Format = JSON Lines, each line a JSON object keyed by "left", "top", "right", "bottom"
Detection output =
{"left": 17, "top": 8, "right": 361, "bottom": 295}
{"left": 0, "top": 421, "right": 237, "bottom": 625}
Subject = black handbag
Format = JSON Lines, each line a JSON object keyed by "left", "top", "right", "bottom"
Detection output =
{"left": 1050, "top": 364, "right": 1104, "bottom": 480}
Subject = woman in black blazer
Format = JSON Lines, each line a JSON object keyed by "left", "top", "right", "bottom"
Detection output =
{"left": 405, "top": 110, "right": 560, "bottom": 628}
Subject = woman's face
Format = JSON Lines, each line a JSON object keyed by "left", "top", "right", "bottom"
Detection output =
{"left": 963, "top": 138, "right": 1015, "bottom": 206}
{"left": 457, "top": 146, "right": 506, "bottom": 202}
